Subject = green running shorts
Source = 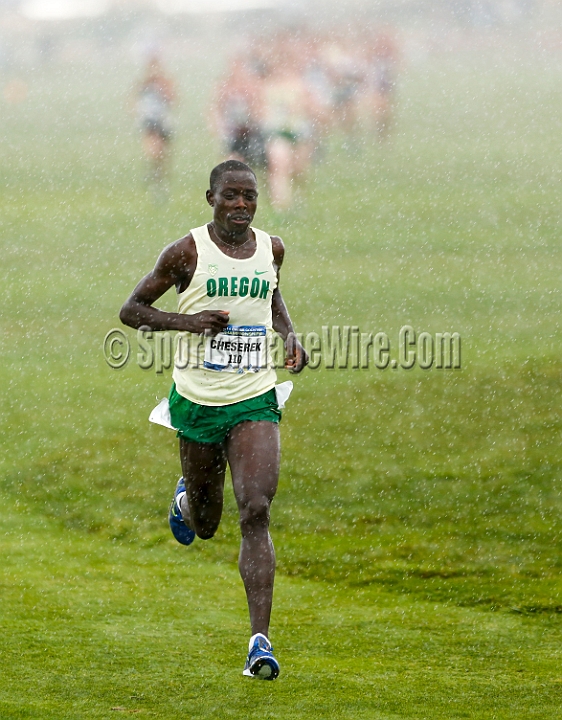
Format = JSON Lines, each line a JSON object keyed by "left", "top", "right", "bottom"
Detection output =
{"left": 168, "top": 383, "right": 281, "bottom": 444}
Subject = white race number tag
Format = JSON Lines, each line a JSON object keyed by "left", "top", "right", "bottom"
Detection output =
{"left": 204, "top": 325, "right": 267, "bottom": 373}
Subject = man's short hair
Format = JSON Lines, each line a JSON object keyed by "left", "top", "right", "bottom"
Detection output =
{"left": 209, "top": 160, "right": 256, "bottom": 193}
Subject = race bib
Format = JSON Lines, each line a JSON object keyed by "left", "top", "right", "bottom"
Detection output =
{"left": 204, "top": 325, "right": 267, "bottom": 373}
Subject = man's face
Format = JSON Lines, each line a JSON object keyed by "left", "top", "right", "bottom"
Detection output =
{"left": 207, "top": 171, "right": 258, "bottom": 236}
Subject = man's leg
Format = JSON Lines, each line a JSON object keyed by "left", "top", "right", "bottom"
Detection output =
{"left": 226, "top": 421, "right": 280, "bottom": 637}
{"left": 179, "top": 439, "right": 227, "bottom": 540}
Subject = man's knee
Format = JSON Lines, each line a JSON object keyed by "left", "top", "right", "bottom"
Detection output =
{"left": 239, "top": 495, "right": 271, "bottom": 532}
{"left": 192, "top": 512, "right": 220, "bottom": 540}
{"left": 190, "top": 509, "right": 221, "bottom": 541}
{"left": 195, "top": 526, "right": 217, "bottom": 541}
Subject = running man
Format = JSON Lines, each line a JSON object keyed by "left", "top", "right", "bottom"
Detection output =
{"left": 136, "top": 55, "right": 176, "bottom": 194}
{"left": 211, "top": 56, "right": 267, "bottom": 170}
{"left": 119, "top": 160, "right": 307, "bottom": 680}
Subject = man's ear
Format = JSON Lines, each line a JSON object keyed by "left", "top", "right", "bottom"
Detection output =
{"left": 206, "top": 190, "right": 214, "bottom": 206}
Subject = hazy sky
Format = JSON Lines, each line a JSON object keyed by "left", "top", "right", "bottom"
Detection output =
{"left": 21, "top": 0, "right": 278, "bottom": 19}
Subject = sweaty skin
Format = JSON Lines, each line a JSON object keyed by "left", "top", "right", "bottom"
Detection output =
{"left": 120, "top": 170, "right": 307, "bottom": 638}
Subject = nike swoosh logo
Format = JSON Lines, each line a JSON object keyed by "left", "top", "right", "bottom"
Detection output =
{"left": 255, "top": 270, "right": 268, "bottom": 276}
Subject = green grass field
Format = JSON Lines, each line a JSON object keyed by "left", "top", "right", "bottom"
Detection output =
{"left": 1, "top": 48, "right": 561, "bottom": 718}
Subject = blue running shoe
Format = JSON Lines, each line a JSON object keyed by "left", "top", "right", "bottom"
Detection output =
{"left": 168, "top": 477, "right": 196, "bottom": 546}
{"left": 242, "top": 634, "right": 280, "bottom": 680}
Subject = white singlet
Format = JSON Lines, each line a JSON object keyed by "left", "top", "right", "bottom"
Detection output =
{"left": 172, "top": 224, "right": 279, "bottom": 406}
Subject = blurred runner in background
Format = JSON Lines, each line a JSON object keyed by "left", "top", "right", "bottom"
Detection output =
{"left": 366, "top": 29, "right": 399, "bottom": 140}
{"left": 136, "top": 55, "right": 176, "bottom": 200}
{"left": 261, "top": 38, "right": 314, "bottom": 211}
{"left": 212, "top": 56, "right": 267, "bottom": 171}
{"left": 302, "top": 36, "right": 334, "bottom": 163}
{"left": 325, "top": 34, "right": 365, "bottom": 143}
{"left": 211, "top": 25, "right": 401, "bottom": 209}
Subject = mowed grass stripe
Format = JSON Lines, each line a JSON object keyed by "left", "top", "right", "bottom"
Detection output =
{"left": 1, "top": 509, "right": 561, "bottom": 719}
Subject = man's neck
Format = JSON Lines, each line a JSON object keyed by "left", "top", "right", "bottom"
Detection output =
{"left": 209, "top": 222, "right": 251, "bottom": 248}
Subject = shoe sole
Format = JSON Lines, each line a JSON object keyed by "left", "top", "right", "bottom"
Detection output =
{"left": 169, "top": 503, "right": 196, "bottom": 545}
{"left": 168, "top": 480, "right": 196, "bottom": 546}
{"left": 243, "top": 657, "right": 279, "bottom": 680}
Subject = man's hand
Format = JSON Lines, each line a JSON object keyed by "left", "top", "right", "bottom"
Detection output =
{"left": 284, "top": 332, "right": 308, "bottom": 373}
{"left": 185, "top": 310, "right": 230, "bottom": 335}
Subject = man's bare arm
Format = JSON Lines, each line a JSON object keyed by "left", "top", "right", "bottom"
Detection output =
{"left": 119, "top": 235, "right": 229, "bottom": 334}
{"left": 271, "top": 236, "right": 308, "bottom": 373}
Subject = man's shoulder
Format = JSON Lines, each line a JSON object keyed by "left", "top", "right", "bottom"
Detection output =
{"left": 269, "top": 234, "right": 285, "bottom": 263}
{"left": 253, "top": 227, "right": 283, "bottom": 248}
{"left": 157, "top": 233, "right": 197, "bottom": 274}
{"left": 168, "top": 232, "right": 196, "bottom": 255}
